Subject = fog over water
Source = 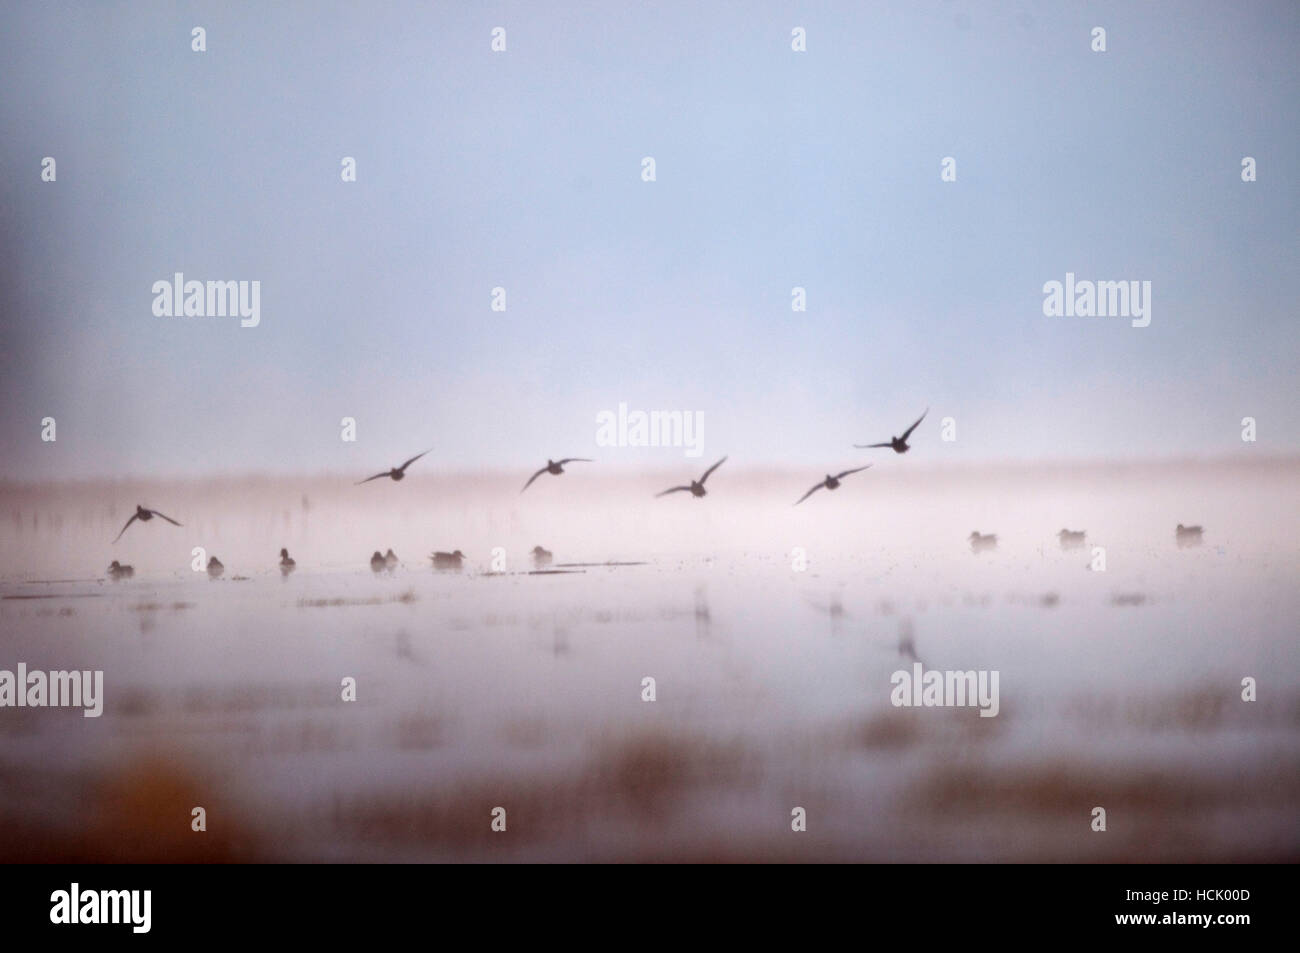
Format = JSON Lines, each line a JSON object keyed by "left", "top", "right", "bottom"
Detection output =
{"left": 1, "top": 459, "right": 1296, "bottom": 861}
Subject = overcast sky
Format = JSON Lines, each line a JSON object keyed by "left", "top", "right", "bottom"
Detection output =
{"left": 1, "top": 0, "right": 1297, "bottom": 480}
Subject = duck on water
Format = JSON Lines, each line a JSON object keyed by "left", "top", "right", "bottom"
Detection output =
{"left": 431, "top": 551, "right": 465, "bottom": 571}
{"left": 107, "top": 560, "right": 134, "bottom": 580}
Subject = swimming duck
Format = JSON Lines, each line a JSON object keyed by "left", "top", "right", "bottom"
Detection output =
{"left": 106, "top": 560, "right": 134, "bottom": 580}
{"left": 206, "top": 556, "right": 224, "bottom": 578}
{"left": 431, "top": 550, "right": 465, "bottom": 571}
{"left": 356, "top": 449, "right": 431, "bottom": 485}
{"left": 794, "top": 465, "right": 872, "bottom": 505}
{"left": 656, "top": 456, "right": 727, "bottom": 498}
{"left": 384, "top": 548, "right": 399, "bottom": 570}
{"left": 521, "top": 458, "right": 593, "bottom": 493}
{"left": 113, "top": 504, "right": 183, "bottom": 543}
{"left": 855, "top": 408, "right": 928, "bottom": 454}
{"left": 531, "top": 545, "right": 553, "bottom": 568}
{"left": 969, "top": 531, "right": 998, "bottom": 553}
{"left": 1057, "top": 529, "right": 1086, "bottom": 550}
{"left": 279, "top": 548, "right": 296, "bottom": 575}
{"left": 1175, "top": 524, "right": 1204, "bottom": 548}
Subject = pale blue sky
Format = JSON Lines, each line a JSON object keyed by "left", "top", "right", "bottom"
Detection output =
{"left": 1, "top": 0, "right": 1297, "bottom": 480}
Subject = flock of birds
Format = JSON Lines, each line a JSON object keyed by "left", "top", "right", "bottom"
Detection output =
{"left": 100, "top": 408, "right": 1207, "bottom": 579}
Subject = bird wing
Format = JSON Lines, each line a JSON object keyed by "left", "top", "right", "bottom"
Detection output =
{"left": 148, "top": 509, "right": 183, "bottom": 526}
{"left": 655, "top": 486, "right": 692, "bottom": 497}
{"left": 355, "top": 471, "right": 390, "bottom": 485}
{"left": 397, "top": 449, "right": 431, "bottom": 472}
{"left": 834, "top": 465, "right": 872, "bottom": 480}
{"left": 699, "top": 456, "right": 727, "bottom": 483}
{"left": 854, "top": 441, "right": 893, "bottom": 449}
{"left": 556, "top": 458, "right": 592, "bottom": 465}
{"left": 901, "top": 408, "right": 929, "bottom": 441}
{"left": 112, "top": 513, "right": 139, "bottom": 543}
{"left": 794, "top": 483, "right": 825, "bottom": 506}
{"left": 520, "top": 467, "right": 548, "bottom": 493}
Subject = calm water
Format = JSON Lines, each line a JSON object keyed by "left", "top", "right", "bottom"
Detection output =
{"left": 1, "top": 460, "right": 1297, "bottom": 861}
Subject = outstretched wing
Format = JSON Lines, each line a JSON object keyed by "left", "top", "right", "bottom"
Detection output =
{"left": 556, "top": 458, "right": 592, "bottom": 465}
{"left": 793, "top": 483, "right": 826, "bottom": 506}
{"left": 148, "top": 509, "right": 183, "bottom": 526}
{"left": 112, "top": 513, "right": 139, "bottom": 543}
{"left": 520, "top": 467, "right": 548, "bottom": 493}
{"left": 397, "top": 449, "right": 431, "bottom": 472}
{"left": 699, "top": 456, "right": 727, "bottom": 484}
{"left": 853, "top": 441, "right": 892, "bottom": 449}
{"left": 655, "top": 486, "right": 692, "bottom": 498}
{"left": 901, "top": 408, "right": 929, "bottom": 441}
{"left": 355, "top": 471, "right": 390, "bottom": 485}
{"left": 834, "top": 465, "right": 872, "bottom": 480}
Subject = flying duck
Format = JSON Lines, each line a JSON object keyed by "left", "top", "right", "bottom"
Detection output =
{"left": 794, "top": 465, "right": 872, "bottom": 505}
{"left": 521, "top": 458, "right": 593, "bottom": 493}
{"left": 855, "top": 408, "right": 929, "bottom": 454}
{"left": 113, "top": 505, "right": 182, "bottom": 543}
{"left": 356, "top": 450, "right": 431, "bottom": 485}
{"left": 656, "top": 456, "right": 727, "bottom": 498}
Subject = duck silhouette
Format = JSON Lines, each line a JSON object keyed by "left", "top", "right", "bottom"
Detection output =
{"left": 206, "top": 556, "right": 224, "bottom": 578}
{"left": 1175, "top": 524, "right": 1204, "bottom": 548}
{"left": 370, "top": 551, "right": 387, "bottom": 573}
{"left": 113, "top": 505, "right": 182, "bottom": 543}
{"left": 656, "top": 456, "right": 727, "bottom": 498}
{"left": 431, "top": 550, "right": 465, "bottom": 571}
{"left": 794, "top": 465, "right": 872, "bottom": 505}
{"left": 521, "top": 458, "right": 593, "bottom": 493}
{"left": 356, "top": 450, "right": 431, "bottom": 485}
{"left": 106, "top": 560, "right": 134, "bottom": 580}
{"left": 969, "top": 531, "right": 998, "bottom": 553}
{"left": 531, "top": 545, "right": 553, "bottom": 568}
{"left": 384, "top": 548, "right": 399, "bottom": 570}
{"left": 279, "top": 548, "right": 296, "bottom": 575}
{"left": 1057, "top": 529, "right": 1086, "bottom": 550}
{"left": 855, "top": 408, "right": 928, "bottom": 454}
